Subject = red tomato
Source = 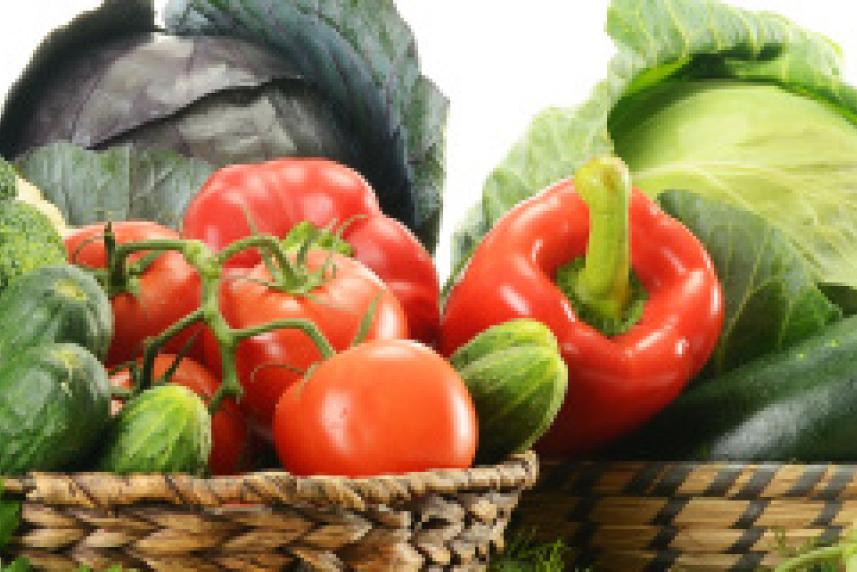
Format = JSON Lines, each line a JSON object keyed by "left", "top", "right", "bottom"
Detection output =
{"left": 110, "top": 355, "right": 251, "bottom": 475}
{"left": 65, "top": 222, "right": 202, "bottom": 366}
{"left": 182, "top": 158, "right": 440, "bottom": 345}
{"left": 205, "top": 249, "right": 408, "bottom": 435}
{"left": 273, "top": 339, "right": 477, "bottom": 476}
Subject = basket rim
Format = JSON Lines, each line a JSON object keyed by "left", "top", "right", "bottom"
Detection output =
{"left": 2, "top": 451, "right": 538, "bottom": 512}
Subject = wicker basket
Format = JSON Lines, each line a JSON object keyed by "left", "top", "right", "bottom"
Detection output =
{"left": 0, "top": 451, "right": 537, "bottom": 571}
{"left": 516, "top": 459, "right": 856, "bottom": 571}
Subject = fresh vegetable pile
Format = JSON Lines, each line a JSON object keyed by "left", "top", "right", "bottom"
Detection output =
{"left": 0, "top": 40, "right": 552, "bottom": 572}
{"left": 0, "top": 0, "right": 570, "bottom": 487}
{"left": 7, "top": 0, "right": 857, "bottom": 569}
{"left": 0, "top": 147, "right": 564, "bottom": 480}
{"left": 443, "top": 0, "right": 857, "bottom": 467}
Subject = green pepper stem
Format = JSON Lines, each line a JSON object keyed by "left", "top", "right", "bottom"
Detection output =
{"left": 568, "top": 156, "right": 632, "bottom": 324}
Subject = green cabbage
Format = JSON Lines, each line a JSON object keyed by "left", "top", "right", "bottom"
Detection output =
{"left": 450, "top": 0, "right": 857, "bottom": 306}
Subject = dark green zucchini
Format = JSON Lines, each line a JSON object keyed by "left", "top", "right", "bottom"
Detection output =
{"left": 0, "top": 264, "right": 112, "bottom": 360}
{"left": 0, "top": 342, "right": 110, "bottom": 474}
{"left": 610, "top": 313, "right": 857, "bottom": 461}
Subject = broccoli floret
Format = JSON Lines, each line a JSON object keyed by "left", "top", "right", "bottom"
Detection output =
{"left": 0, "top": 235, "right": 66, "bottom": 292}
{"left": 0, "top": 201, "right": 65, "bottom": 250}
{"left": 0, "top": 202, "right": 66, "bottom": 291}
{"left": 0, "top": 158, "right": 16, "bottom": 201}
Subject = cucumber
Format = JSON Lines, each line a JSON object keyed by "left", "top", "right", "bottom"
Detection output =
{"left": 611, "top": 313, "right": 857, "bottom": 460}
{"left": 450, "top": 319, "right": 568, "bottom": 464}
{"left": 0, "top": 264, "right": 112, "bottom": 361}
{"left": 0, "top": 342, "right": 110, "bottom": 474}
{"left": 99, "top": 384, "right": 212, "bottom": 475}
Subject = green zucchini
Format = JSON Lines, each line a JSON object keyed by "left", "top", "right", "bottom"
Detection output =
{"left": 611, "top": 313, "right": 857, "bottom": 461}
{"left": 450, "top": 319, "right": 568, "bottom": 464}
{"left": 0, "top": 342, "right": 110, "bottom": 474}
{"left": 0, "top": 264, "right": 112, "bottom": 360}
{"left": 99, "top": 385, "right": 212, "bottom": 475}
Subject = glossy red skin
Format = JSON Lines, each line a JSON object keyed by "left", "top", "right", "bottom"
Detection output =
{"left": 181, "top": 158, "right": 440, "bottom": 345}
{"left": 110, "top": 355, "right": 251, "bottom": 475}
{"left": 65, "top": 222, "right": 203, "bottom": 367}
{"left": 273, "top": 339, "right": 477, "bottom": 477}
{"left": 440, "top": 180, "right": 724, "bottom": 457}
{"left": 205, "top": 249, "right": 409, "bottom": 436}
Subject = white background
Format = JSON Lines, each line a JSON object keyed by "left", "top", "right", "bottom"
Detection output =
{"left": 2, "top": 1, "right": 857, "bottom": 279}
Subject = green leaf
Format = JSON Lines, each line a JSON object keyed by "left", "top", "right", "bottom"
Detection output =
{"left": 164, "top": 0, "right": 448, "bottom": 251}
{"left": 0, "top": 481, "right": 21, "bottom": 554}
{"left": 449, "top": 0, "right": 857, "bottom": 300}
{"left": 658, "top": 190, "right": 841, "bottom": 378}
{"left": 14, "top": 142, "right": 214, "bottom": 229}
{"left": 490, "top": 529, "right": 570, "bottom": 572}
{"left": 0, "top": 559, "right": 32, "bottom": 572}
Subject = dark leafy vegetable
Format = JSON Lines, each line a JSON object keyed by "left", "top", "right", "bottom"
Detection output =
{"left": 0, "top": 0, "right": 447, "bottom": 250}
{"left": 658, "top": 190, "right": 841, "bottom": 379}
{"left": 449, "top": 0, "right": 857, "bottom": 298}
{"left": 15, "top": 142, "right": 214, "bottom": 229}
{"left": 0, "top": 482, "right": 20, "bottom": 554}
{"left": 0, "top": 559, "right": 31, "bottom": 572}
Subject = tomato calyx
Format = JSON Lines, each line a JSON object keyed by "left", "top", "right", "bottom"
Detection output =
{"left": 68, "top": 222, "right": 166, "bottom": 299}
{"left": 256, "top": 219, "right": 363, "bottom": 298}
{"left": 281, "top": 220, "right": 354, "bottom": 258}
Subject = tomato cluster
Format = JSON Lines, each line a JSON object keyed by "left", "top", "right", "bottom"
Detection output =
{"left": 65, "top": 159, "right": 477, "bottom": 477}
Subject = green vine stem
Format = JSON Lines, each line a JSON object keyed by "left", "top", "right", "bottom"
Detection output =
{"left": 98, "top": 228, "right": 339, "bottom": 415}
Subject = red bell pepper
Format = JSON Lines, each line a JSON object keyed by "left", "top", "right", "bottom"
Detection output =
{"left": 182, "top": 158, "right": 440, "bottom": 344}
{"left": 440, "top": 157, "right": 723, "bottom": 456}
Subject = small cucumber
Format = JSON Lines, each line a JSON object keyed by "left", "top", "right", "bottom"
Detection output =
{"left": 99, "top": 384, "right": 212, "bottom": 475}
{"left": 612, "top": 313, "right": 857, "bottom": 461}
{"left": 0, "top": 342, "right": 110, "bottom": 474}
{"left": 0, "top": 264, "right": 112, "bottom": 360}
{"left": 451, "top": 319, "right": 568, "bottom": 464}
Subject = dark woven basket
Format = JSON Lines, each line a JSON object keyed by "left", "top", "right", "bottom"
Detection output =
{"left": 1, "top": 451, "right": 537, "bottom": 571}
{"left": 516, "top": 459, "right": 855, "bottom": 571}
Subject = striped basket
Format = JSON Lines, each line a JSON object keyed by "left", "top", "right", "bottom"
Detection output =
{"left": 516, "top": 460, "right": 856, "bottom": 571}
{"left": 0, "top": 452, "right": 537, "bottom": 571}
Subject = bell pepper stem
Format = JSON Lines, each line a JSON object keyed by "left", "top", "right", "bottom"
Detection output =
{"left": 569, "top": 156, "right": 632, "bottom": 324}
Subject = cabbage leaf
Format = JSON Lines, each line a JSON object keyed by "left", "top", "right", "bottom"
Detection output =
{"left": 0, "top": 0, "right": 447, "bottom": 251}
{"left": 15, "top": 142, "right": 215, "bottom": 229}
{"left": 164, "top": 0, "right": 447, "bottom": 250}
{"left": 450, "top": 0, "right": 857, "bottom": 302}
{"left": 658, "top": 190, "right": 841, "bottom": 379}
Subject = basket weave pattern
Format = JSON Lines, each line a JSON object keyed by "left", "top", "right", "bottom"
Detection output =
{"left": 517, "top": 460, "right": 857, "bottom": 571}
{"left": 2, "top": 452, "right": 537, "bottom": 571}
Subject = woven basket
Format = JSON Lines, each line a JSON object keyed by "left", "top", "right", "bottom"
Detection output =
{"left": 516, "top": 459, "right": 856, "bottom": 571}
{"left": 0, "top": 451, "right": 537, "bottom": 571}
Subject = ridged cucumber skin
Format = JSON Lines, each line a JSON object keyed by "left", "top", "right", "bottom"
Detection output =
{"left": 612, "top": 313, "right": 857, "bottom": 461}
{"left": 449, "top": 318, "right": 559, "bottom": 369}
{"left": 0, "top": 265, "right": 112, "bottom": 360}
{"left": 451, "top": 320, "right": 568, "bottom": 464}
{"left": 0, "top": 342, "right": 110, "bottom": 474}
{"left": 99, "top": 385, "right": 212, "bottom": 475}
